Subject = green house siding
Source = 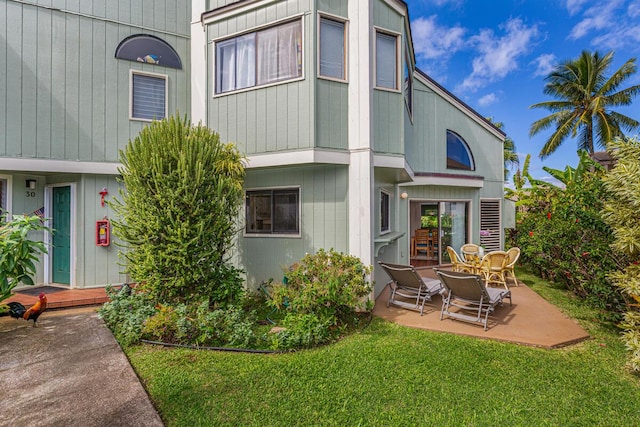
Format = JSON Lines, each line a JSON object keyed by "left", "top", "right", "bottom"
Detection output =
{"left": 412, "top": 80, "right": 503, "bottom": 183}
{"left": 75, "top": 175, "right": 127, "bottom": 287}
{"left": 0, "top": 0, "right": 191, "bottom": 162}
{"left": 205, "top": 0, "right": 315, "bottom": 155}
{"left": 316, "top": 79, "right": 348, "bottom": 150}
{"left": 240, "top": 165, "right": 349, "bottom": 288}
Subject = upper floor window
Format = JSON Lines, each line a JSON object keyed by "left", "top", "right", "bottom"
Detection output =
{"left": 130, "top": 71, "right": 167, "bottom": 121}
{"left": 380, "top": 190, "right": 390, "bottom": 234}
{"left": 447, "top": 130, "right": 475, "bottom": 171}
{"left": 404, "top": 47, "right": 413, "bottom": 114}
{"left": 319, "top": 16, "right": 346, "bottom": 80}
{"left": 115, "top": 34, "right": 182, "bottom": 69}
{"left": 246, "top": 188, "right": 300, "bottom": 235}
{"left": 216, "top": 19, "right": 303, "bottom": 95}
{"left": 375, "top": 30, "right": 398, "bottom": 90}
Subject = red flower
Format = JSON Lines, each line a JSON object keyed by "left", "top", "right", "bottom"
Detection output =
{"left": 582, "top": 252, "right": 590, "bottom": 257}
{"left": 547, "top": 212, "right": 552, "bottom": 220}
{"left": 529, "top": 231, "right": 534, "bottom": 237}
{"left": 575, "top": 218, "right": 579, "bottom": 223}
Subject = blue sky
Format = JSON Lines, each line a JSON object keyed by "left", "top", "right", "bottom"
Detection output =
{"left": 407, "top": 0, "right": 640, "bottom": 184}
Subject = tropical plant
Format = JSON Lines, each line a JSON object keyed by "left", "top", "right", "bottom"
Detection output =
{"left": 487, "top": 118, "right": 519, "bottom": 180}
{"left": 601, "top": 137, "right": 640, "bottom": 371}
{"left": 110, "top": 114, "right": 246, "bottom": 307}
{"left": 530, "top": 50, "right": 640, "bottom": 159}
{"left": 0, "top": 214, "right": 51, "bottom": 305}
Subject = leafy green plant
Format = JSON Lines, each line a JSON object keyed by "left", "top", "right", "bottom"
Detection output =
{"left": 269, "top": 249, "right": 372, "bottom": 327}
{"left": 270, "top": 313, "right": 331, "bottom": 350}
{"left": 511, "top": 155, "right": 626, "bottom": 318}
{"left": 110, "top": 114, "right": 246, "bottom": 307}
{"left": 0, "top": 214, "right": 51, "bottom": 305}
{"left": 602, "top": 137, "right": 640, "bottom": 371}
{"left": 141, "top": 300, "right": 262, "bottom": 348}
{"left": 98, "top": 285, "right": 157, "bottom": 347}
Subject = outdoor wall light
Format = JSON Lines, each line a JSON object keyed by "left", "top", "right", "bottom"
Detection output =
{"left": 401, "top": 192, "right": 408, "bottom": 199}
{"left": 26, "top": 179, "right": 37, "bottom": 190}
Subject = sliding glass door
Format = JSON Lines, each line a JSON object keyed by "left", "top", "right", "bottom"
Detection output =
{"left": 411, "top": 200, "right": 469, "bottom": 265}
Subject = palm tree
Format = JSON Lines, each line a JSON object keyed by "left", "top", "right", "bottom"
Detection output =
{"left": 530, "top": 50, "right": 640, "bottom": 159}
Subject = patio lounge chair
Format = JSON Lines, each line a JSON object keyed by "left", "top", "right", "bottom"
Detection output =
{"left": 379, "top": 262, "right": 443, "bottom": 315}
{"left": 435, "top": 269, "right": 511, "bottom": 331}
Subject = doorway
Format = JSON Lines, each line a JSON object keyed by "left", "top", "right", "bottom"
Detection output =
{"left": 409, "top": 200, "right": 469, "bottom": 266}
{"left": 51, "top": 186, "right": 71, "bottom": 285}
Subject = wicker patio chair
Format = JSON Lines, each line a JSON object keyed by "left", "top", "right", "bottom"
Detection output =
{"left": 504, "top": 247, "right": 521, "bottom": 286}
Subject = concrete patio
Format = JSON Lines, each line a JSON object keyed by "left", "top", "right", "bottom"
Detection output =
{"left": 373, "top": 269, "right": 590, "bottom": 349}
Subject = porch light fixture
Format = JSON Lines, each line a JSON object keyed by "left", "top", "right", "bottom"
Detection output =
{"left": 401, "top": 192, "right": 408, "bottom": 199}
{"left": 26, "top": 179, "right": 37, "bottom": 190}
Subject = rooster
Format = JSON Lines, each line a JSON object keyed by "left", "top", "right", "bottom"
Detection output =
{"left": 5, "top": 292, "right": 47, "bottom": 327}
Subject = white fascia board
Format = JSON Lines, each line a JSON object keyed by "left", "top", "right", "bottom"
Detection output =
{"left": 373, "top": 153, "right": 413, "bottom": 173}
{"left": 401, "top": 175, "right": 485, "bottom": 188}
{"left": 0, "top": 158, "right": 120, "bottom": 175}
{"left": 414, "top": 73, "right": 504, "bottom": 141}
{"left": 202, "top": 0, "right": 279, "bottom": 24}
{"left": 191, "top": 0, "right": 207, "bottom": 125}
{"left": 381, "top": 0, "right": 407, "bottom": 16}
{"left": 245, "top": 149, "right": 350, "bottom": 169}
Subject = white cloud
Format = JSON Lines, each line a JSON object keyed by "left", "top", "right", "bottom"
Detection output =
{"left": 477, "top": 93, "right": 498, "bottom": 106}
{"left": 568, "top": 0, "right": 623, "bottom": 40}
{"left": 532, "top": 54, "right": 557, "bottom": 77}
{"left": 566, "top": 0, "right": 588, "bottom": 16}
{"left": 411, "top": 15, "right": 466, "bottom": 61}
{"left": 457, "top": 18, "right": 539, "bottom": 92}
{"left": 568, "top": 0, "right": 640, "bottom": 50}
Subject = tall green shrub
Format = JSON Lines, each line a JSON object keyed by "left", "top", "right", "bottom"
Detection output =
{"left": 111, "top": 115, "right": 246, "bottom": 306}
{"left": 512, "top": 158, "right": 626, "bottom": 316}
{"left": 602, "top": 137, "right": 640, "bottom": 371}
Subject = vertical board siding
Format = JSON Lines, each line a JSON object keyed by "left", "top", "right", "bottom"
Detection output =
{"left": 412, "top": 80, "right": 503, "bottom": 183}
{"left": 316, "top": 80, "right": 348, "bottom": 150}
{"left": 240, "top": 165, "right": 349, "bottom": 288}
{"left": 206, "top": 0, "right": 314, "bottom": 154}
{"left": 79, "top": 175, "right": 127, "bottom": 287}
{"left": 1, "top": 0, "right": 190, "bottom": 163}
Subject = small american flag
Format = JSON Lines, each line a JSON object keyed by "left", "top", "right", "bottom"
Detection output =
{"left": 33, "top": 206, "right": 45, "bottom": 219}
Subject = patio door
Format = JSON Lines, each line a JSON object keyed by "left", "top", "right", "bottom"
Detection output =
{"left": 410, "top": 200, "right": 468, "bottom": 265}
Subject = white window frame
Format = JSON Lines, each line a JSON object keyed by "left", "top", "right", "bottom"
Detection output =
{"left": 318, "top": 13, "right": 348, "bottom": 82}
{"left": 446, "top": 130, "right": 476, "bottom": 171}
{"left": 404, "top": 45, "right": 413, "bottom": 117}
{"left": 129, "top": 70, "right": 168, "bottom": 122}
{"left": 380, "top": 189, "right": 391, "bottom": 235}
{"left": 244, "top": 186, "right": 301, "bottom": 238}
{"left": 374, "top": 27, "right": 401, "bottom": 92}
{"left": 213, "top": 16, "right": 305, "bottom": 97}
{"left": 0, "top": 175, "right": 13, "bottom": 219}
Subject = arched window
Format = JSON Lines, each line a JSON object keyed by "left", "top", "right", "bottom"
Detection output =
{"left": 446, "top": 130, "right": 475, "bottom": 171}
{"left": 115, "top": 34, "right": 182, "bottom": 69}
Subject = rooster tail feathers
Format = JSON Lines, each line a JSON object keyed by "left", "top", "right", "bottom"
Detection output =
{"left": 7, "top": 302, "right": 27, "bottom": 319}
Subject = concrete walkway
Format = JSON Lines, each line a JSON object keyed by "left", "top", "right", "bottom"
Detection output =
{"left": 0, "top": 307, "right": 163, "bottom": 427}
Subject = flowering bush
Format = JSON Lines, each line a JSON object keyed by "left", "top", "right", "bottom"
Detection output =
{"left": 511, "top": 165, "right": 627, "bottom": 319}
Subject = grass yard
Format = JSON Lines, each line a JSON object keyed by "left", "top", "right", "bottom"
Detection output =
{"left": 127, "top": 269, "right": 640, "bottom": 426}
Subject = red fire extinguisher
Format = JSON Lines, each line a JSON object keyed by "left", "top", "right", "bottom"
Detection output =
{"left": 96, "top": 219, "right": 110, "bottom": 246}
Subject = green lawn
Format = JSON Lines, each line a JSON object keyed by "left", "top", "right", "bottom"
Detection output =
{"left": 127, "top": 269, "right": 640, "bottom": 426}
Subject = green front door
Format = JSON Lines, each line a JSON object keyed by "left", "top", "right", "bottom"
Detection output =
{"left": 52, "top": 186, "right": 71, "bottom": 284}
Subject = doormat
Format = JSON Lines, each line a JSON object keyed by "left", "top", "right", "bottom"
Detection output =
{"left": 16, "top": 286, "right": 67, "bottom": 296}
